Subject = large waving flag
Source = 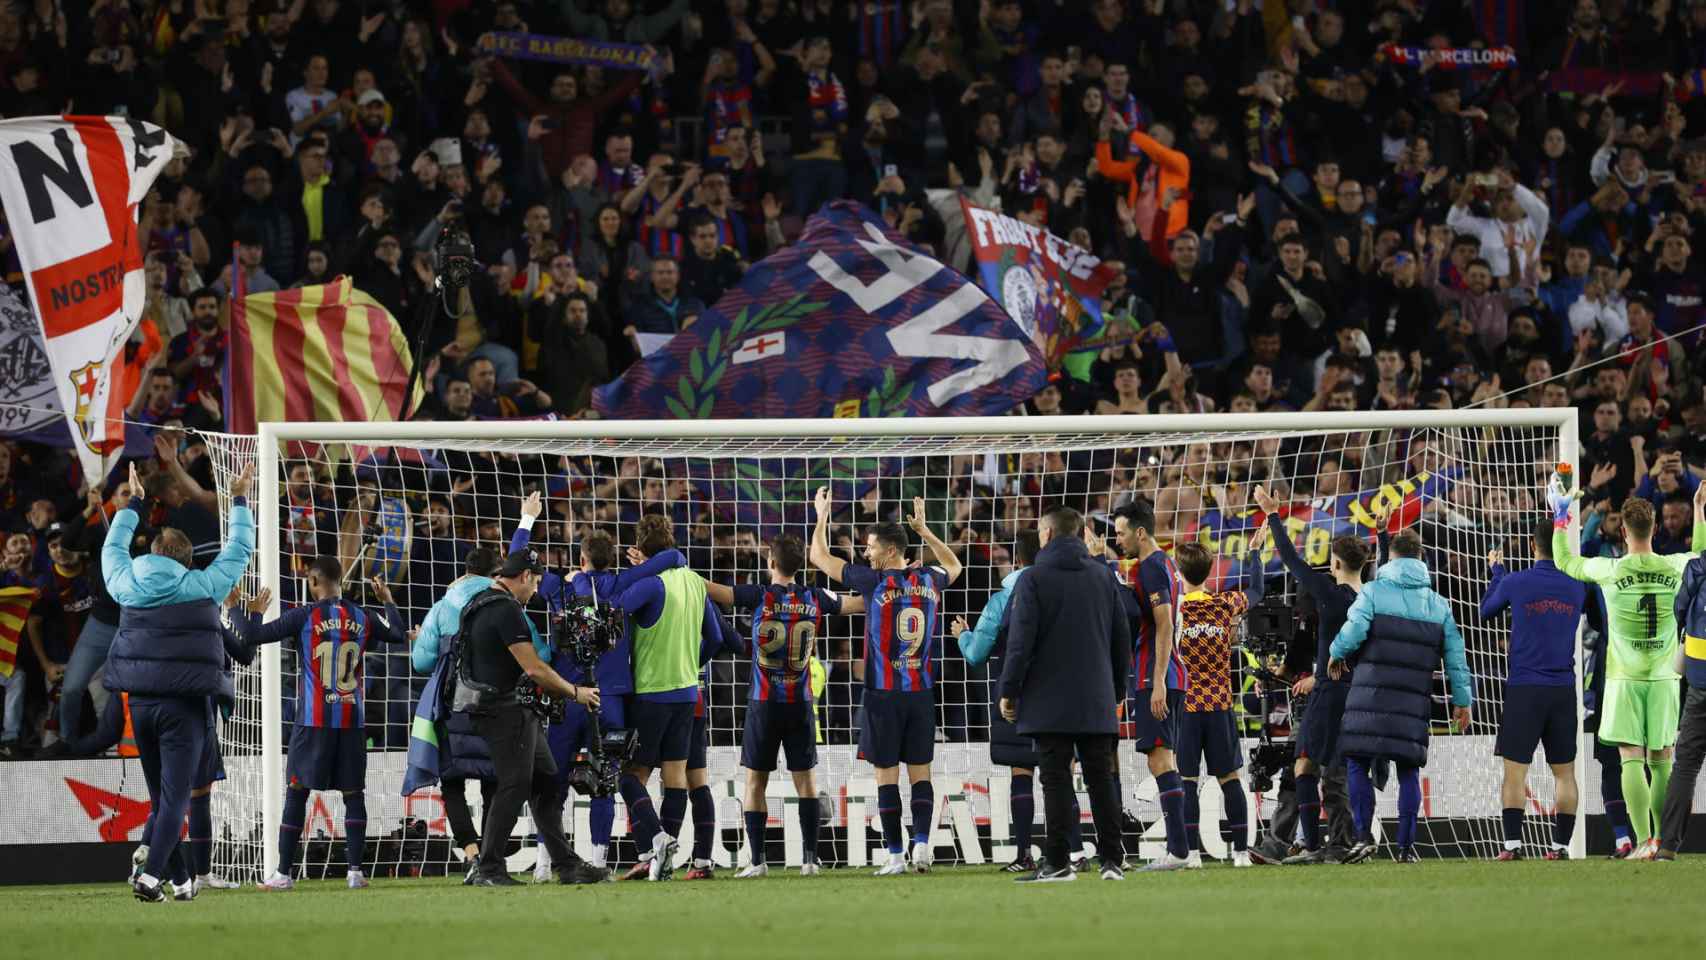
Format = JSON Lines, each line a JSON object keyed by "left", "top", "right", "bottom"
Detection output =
{"left": 225, "top": 277, "right": 423, "bottom": 434}
{"left": 0, "top": 283, "right": 66, "bottom": 445}
{"left": 0, "top": 586, "right": 40, "bottom": 679}
{"left": 959, "top": 197, "right": 1119, "bottom": 367}
{"left": 0, "top": 116, "right": 177, "bottom": 480}
{"left": 594, "top": 201, "right": 1048, "bottom": 419}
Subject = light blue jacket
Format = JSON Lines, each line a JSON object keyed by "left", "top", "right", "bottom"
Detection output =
{"left": 1330, "top": 557, "right": 1472, "bottom": 707}
{"left": 102, "top": 498, "right": 254, "bottom": 608}
{"left": 412, "top": 575, "right": 546, "bottom": 673}
{"left": 958, "top": 568, "right": 1025, "bottom": 667}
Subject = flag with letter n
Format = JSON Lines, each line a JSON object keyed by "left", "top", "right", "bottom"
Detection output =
{"left": 593, "top": 201, "right": 1047, "bottom": 419}
{"left": 0, "top": 116, "right": 177, "bottom": 481}
{"left": 224, "top": 277, "right": 424, "bottom": 434}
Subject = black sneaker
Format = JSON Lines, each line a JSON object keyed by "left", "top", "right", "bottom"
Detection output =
{"left": 1015, "top": 862, "right": 1076, "bottom": 884}
{"left": 1321, "top": 844, "right": 1352, "bottom": 864}
{"left": 559, "top": 861, "right": 612, "bottom": 885}
{"left": 1341, "top": 841, "right": 1378, "bottom": 864}
{"left": 1246, "top": 845, "right": 1284, "bottom": 865}
{"left": 472, "top": 873, "right": 521, "bottom": 887}
{"left": 1282, "top": 846, "right": 1330, "bottom": 865}
{"left": 35, "top": 741, "right": 72, "bottom": 760}
{"left": 1098, "top": 860, "right": 1125, "bottom": 881}
{"left": 132, "top": 878, "right": 166, "bottom": 903}
{"left": 462, "top": 862, "right": 480, "bottom": 886}
{"left": 1000, "top": 856, "right": 1037, "bottom": 874}
{"left": 1397, "top": 847, "right": 1421, "bottom": 864}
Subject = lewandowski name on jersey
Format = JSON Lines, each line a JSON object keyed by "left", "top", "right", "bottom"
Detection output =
{"left": 593, "top": 201, "right": 1049, "bottom": 420}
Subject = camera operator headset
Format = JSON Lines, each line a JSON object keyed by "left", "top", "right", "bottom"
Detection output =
{"left": 452, "top": 548, "right": 599, "bottom": 886}
{"left": 1251, "top": 486, "right": 1391, "bottom": 864}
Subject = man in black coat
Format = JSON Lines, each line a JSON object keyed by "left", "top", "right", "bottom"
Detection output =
{"left": 999, "top": 507, "right": 1133, "bottom": 882}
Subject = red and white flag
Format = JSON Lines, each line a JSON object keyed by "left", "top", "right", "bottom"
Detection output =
{"left": 0, "top": 116, "right": 177, "bottom": 481}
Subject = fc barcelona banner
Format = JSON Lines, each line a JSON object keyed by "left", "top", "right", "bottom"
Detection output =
{"left": 1182, "top": 467, "right": 1463, "bottom": 587}
{"left": 0, "top": 116, "right": 177, "bottom": 482}
{"left": 959, "top": 197, "right": 1118, "bottom": 368}
{"left": 1378, "top": 44, "right": 1516, "bottom": 71}
{"left": 477, "top": 31, "right": 656, "bottom": 72}
{"left": 594, "top": 202, "right": 1048, "bottom": 420}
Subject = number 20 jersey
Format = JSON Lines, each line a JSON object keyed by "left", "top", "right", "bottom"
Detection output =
{"left": 732, "top": 582, "right": 844, "bottom": 703}
{"left": 842, "top": 565, "right": 948, "bottom": 693}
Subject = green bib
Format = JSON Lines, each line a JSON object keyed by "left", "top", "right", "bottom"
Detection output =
{"left": 631, "top": 567, "right": 706, "bottom": 695}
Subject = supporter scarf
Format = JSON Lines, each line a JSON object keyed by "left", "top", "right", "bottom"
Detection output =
{"left": 477, "top": 31, "right": 658, "bottom": 74}
{"left": 1379, "top": 44, "right": 1517, "bottom": 70}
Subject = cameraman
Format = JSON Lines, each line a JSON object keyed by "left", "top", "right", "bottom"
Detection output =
{"left": 460, "top": 549, "right": 601, "bottom": 887}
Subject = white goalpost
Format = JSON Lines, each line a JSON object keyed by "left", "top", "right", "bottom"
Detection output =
{"left": 200, "top": 408, "right": 1589, "bottom": 879}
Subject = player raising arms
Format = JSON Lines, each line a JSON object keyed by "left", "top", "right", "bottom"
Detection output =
{"left": 810, "top": 488, "right": 962, "bottom": 876}
{"left": 247, "top": 559, "right": 410, "bottom": 890}
{"left": 1106, "top": 498, "right": 1193, "bottom": 872}
{"left": 705, "top": 533, "right": 864, "bottom": 877}
{"left": 1551, "top": 482, "right": 1706, "bottom": 859}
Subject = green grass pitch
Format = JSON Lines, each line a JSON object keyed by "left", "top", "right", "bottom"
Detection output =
{"left": 7, "top": 860, "right": 1698, "bottom": 959}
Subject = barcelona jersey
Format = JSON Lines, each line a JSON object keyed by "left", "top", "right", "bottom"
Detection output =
{"left": 732, "top": 583, "right": 843, "bottom": 703}
{"left": 246, "top": 598, "right": 406, "bottom": 728}
{"left": 842, "top": 565, "right": 948, "bottom": 693}
{"left": 1131, "top": 551, "right": 1187, "bottom": 691}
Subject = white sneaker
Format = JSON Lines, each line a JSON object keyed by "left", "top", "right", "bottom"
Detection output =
{"left": 647, "top": 833, "right": 679, "bottom": 881}
{"left": 589, "top": 843, "right": 608, "bottom": 870}
{"left": 1070, "top": 852, "right": 1090, "bottom": 872}
{"left": 171, "top": 880, "right": 197, "bottom": 901}
{"left": 1632, "top": 839, "right": 1659, "bottom": 862}
{"left": 255, "top": 872, "right": 295, "bottom": 891}
{"left": 1232, "top": 851, "right": 1252, "bottom": 868}
{"left": 346, "top": 869, "right": 369, "bottom": 889}
{"left": 532, "top": 845, "right": 554, "bottom": 883}
{"left": 872, "top": 852, "right": 908, "bottom": 877}
{"left": 195, "top": 874, "right": 241, "bottom": 892}
{"left": 1142, "top": 853, "right": 1191, "bottom": 872}
{"left": 910, "top": 840, "right": 933, "bottom": 874}
{"left": 799, "top": 861, "right": 821, "bottom": 877}
{"left": 736, "top": 863, "right": 769, "bottom": 879}
{"left": 129, "top": 845, "right": 148, "bottom": 883}
{"left": 1185, "top": 851, "right": 1203, "bottom": 869}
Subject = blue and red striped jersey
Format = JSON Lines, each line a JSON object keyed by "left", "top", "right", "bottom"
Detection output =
{"left": 1131, "top": 551, "right": 1187, "bottom": 691}
{"left": 732, "top": 582, "right": 843, "bottom": 702}
{"left": 247, "top": 597, "right": 407, "bottom": 729}
{"left": 842, "top": 564, "right": 947, "bottom": 692}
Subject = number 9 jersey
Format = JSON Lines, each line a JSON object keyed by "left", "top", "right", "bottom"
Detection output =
{"left": 841, "top": 564, "right": 949, "bottom": 692}
{"left": 732, "top": 583, "right": 844, "bottom": 703}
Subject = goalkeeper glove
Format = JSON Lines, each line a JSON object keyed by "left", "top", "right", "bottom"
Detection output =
{"left": 1547, "top": 475, "right": 1576, "bottom": 527}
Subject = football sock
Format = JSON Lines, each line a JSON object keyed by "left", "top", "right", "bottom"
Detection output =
{"left": 278, "top": 787, "right": 308, "bottom": 874}
{"left": 1009, "top": 774, "right": 1034, "bottom": 858}
{"left": 1649, "top": 758, "right": 1673, "bottom": 842}
{"left": 1155, "top": 771, "right": 1188, "bottom": 859}
{"left": 188, "top": 793, "right": 213, "bottom": 876}
{"left": 344, "top": 791, "right": 367, "bottom": 870}
{"left": 798, "top": 796, "right": 821, "bottom": 863}
{"left": 1345, "top": 757, "right": 1376, "bottom": 844}
{"left": 744, "top": 809, "right": 767, "bottom": 866}
{"left": 1621, "top": 757, "right": 1653, "bottom": 846}
{"left": 618, "top": 775, "right": 660, "bottom": 851}
{"left": 689, "top": 786, "right": 716, "bottom": 862}
{"left": 1296, "top": 773, "right": 1322, "bottom": 850}
{"left": 1395, "top": 765, "right": 1420, "bottom": 851}
{"left": 877, "top": 783, "right": 904, "bottom": 854}
{"left": 1182, "top": 778, "right": 1202, "bottom": 852}
{"left": 660, "top": 787, "right": 688, "bottom": 840}
{"left": 1501, "top": 808, "right": 1523, "bottom": 849}
{"left": 1067, "top": 795, "right": 1083, "bottom": 853}
{"left": 1221, "top": 779, "right": 1249, "bottom": 852}
{"left": 1601, "top": 759, "right": 1632, "bottom": 845}
{"left": 910, "top": 781, "right": 935, "bottom": 847}
{"left": 1553, "top": 813, "right": 1576, "bottom": 849}
{"left": 588, "top": 796, "right": 614, "bottom": 848}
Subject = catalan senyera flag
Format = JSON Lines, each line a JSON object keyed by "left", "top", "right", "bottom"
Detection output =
{"left": 0, "top": 586, "right": 40, "bottom": 679}
{"left": 224, "top": 277, "right": 423, "bottom": 434}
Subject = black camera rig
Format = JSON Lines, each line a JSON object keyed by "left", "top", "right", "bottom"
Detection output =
{"left": 1240, "top": 594, "right": 1302, "bottom": 794}
{"left": 552, "top": 584, "right": 637, "bottom": 798}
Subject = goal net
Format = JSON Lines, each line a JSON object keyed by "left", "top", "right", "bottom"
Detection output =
{"left": 200, "top": 409, "right": 1584, "bottom": 878}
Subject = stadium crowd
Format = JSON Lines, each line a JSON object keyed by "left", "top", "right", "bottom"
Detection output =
{"left": 3, "top": 0, "right": 1706, "bottom": 790}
